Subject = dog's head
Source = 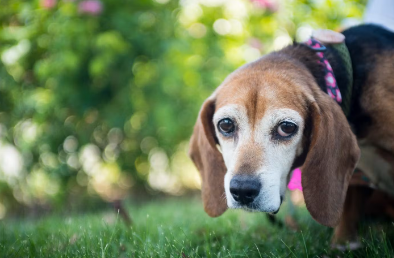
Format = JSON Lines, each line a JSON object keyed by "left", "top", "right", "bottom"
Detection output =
{"left": 189, "top": 52, "right": 360, "bottom": 227}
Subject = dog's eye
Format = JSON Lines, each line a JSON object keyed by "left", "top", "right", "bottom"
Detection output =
{"left": 218, "top": 118, "right": 235, "bottom": 135}
{"left": 277, "top": 121, "right": 297, "bottom": 137}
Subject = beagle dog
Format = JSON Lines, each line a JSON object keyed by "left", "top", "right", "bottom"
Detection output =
{"left": 189, "top": 24, "right": 394, "bottom": 246}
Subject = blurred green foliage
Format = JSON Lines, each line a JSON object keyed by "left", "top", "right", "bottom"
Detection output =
{"left": 0, "top": 0, "right": 365, "bottom": 215}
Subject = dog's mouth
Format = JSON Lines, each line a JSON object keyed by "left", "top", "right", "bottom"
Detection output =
{"left": 269, "top": 196, "right": 284, "bottom": 215}
{"left": 270, "top": 209, "right": 280, "bottom": 215}
{"left": 236, "top": 195, "right": 284, "bottom": 214}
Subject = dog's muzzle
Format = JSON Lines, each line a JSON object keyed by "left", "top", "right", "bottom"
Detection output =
{"left": 229, "top": 175, "right": 261, "bottom": 206}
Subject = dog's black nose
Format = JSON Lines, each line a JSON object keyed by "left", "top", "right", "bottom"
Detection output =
{"left": 230, "top": 176, "right": 261, "bottom": 205}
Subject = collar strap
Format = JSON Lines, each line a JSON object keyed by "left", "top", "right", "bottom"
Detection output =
{"left": 305, "top": 38, "right": 343, "bottom": 103}
{"left": 304, "top": 32, "right": 354, "bottom": 117}
{"left": 330, "top": 41, "right": 353, "bottom": 117}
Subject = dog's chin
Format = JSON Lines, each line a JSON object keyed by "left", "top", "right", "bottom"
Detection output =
{"left": 228, "top": 203, "right": 283, "bottom": 214}
{"left": 227, "top": 196, "right": 284, "bottom": 214}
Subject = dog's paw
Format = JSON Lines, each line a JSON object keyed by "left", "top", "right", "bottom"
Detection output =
{"left": 331, "top": 241, "right": 362, "bottom": 251}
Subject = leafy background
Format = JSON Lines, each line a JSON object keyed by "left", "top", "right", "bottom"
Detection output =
{"left": 0, "top": 0, "right": 366, "bottom": 218}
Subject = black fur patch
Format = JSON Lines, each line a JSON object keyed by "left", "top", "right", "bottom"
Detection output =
{"left": 342, "top": 24, "right": 394, "bottom": 137}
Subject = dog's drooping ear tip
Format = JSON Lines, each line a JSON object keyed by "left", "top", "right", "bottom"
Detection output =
{"left": 204, "top": 204, "right": 227, "bottom": 218}
{"left": 306, "top": 205, "right": 341, "bottom": 228}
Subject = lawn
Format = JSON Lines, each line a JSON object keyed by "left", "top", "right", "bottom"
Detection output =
{"left": 0, "top": 197, "right": 393, "bottom": 257}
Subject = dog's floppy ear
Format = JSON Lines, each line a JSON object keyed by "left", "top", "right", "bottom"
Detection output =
{"left": 301, "top": 94, "right": 360, "bottom": 227}
{"left": 189, "top": 97, "right": 227, "bottom": 217}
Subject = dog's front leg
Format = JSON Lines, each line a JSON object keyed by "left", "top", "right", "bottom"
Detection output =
{"left": 331, "top": 185, "right": 373, "bottom": 250}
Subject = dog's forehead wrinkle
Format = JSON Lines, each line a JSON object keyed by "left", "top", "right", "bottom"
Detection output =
{"left": 216, "top": 69, "right": 309, "bottom": 113}
{"left": 229, "top": 60, "right": 311, "bottom": 105}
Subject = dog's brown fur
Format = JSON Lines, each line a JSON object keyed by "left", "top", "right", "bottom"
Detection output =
{"left": 189, "top": 24, "right": 394, "bottom": 245}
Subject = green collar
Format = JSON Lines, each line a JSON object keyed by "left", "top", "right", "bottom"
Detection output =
{"left": 331, "top": 42, "right": 353, "bottom": 117}
{"left": 309, "top": 29, "right": 354, "bottom": 117}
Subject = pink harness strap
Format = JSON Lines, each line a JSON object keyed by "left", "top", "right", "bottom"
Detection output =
{"left": 305, "top": 38, "right": 342, "bottom": 103}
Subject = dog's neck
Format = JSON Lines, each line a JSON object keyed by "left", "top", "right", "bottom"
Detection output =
{"left": 280, "top": 43, "right": 354, "bottom": 118}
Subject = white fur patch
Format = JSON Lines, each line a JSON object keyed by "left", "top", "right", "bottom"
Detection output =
{"left": 215, "top": 106, "right": 304, "bottom": 213}
{"left": 213, "top": 105, "right": 250, "bottom": 170}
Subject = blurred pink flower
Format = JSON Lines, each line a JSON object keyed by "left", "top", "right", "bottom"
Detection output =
{"left": 78, "top": 0, "right": 103, "bottom": 15}
{"left": 41, "top": 0, "right": 57, "bottom": 9}
{"left": 250, "top": 0, "right": 278, "bottom": 12}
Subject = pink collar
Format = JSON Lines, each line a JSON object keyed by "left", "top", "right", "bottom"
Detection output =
{"left": 305, "top": 38, "right": 342, "bottom": 103}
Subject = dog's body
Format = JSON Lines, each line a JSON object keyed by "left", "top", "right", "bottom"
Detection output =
{"left": 189, "top": 24, "right": 394, "bottom": 245}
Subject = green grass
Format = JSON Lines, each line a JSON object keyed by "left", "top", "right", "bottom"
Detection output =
{"left": 0, "top": 197, "right": 393, "bottom": 257}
